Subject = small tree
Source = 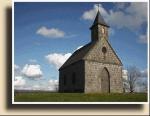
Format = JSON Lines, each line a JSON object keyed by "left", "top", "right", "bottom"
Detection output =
{"left": 127, "top": 66, "right": 141, "bottom": 93}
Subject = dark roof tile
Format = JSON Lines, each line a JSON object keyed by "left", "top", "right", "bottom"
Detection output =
{"left": 59, "top": 42, "right": 96, "bottom": 70}
{"left": 90, "top": 10, "right": 109, "bottom": 28}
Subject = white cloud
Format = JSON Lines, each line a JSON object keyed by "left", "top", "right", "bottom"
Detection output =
{"left": 125, "top": 3, "right": 147, "bottom": 20}
{"left": 107, "top": 11, "right": 129, "bottom": 29}
{"left": 82, "top": 3, "right": 147, "bottom": 31}
{"left": 110, "top": 3, "right": 147, "bottom": 30}
{"left": 122, "top": 69, "right": 128, "bottom": 80}
{"left": 48, "top": 80, "right": 58, "bottom": 91}
{"left": 14, "top": 64, "right": 21, "bottom": 76}
{"left": 48, "top": 79, "right": 58, "bottom": 91}
{"left": 14, "top": 65, "right": 58, "bottom": 91}
{"left": 138, "top": 34, "right": 147, "bottom": 44}
{"left": 30, "top": 79, "right": 58, "bottom": 91}
{"left": 14, "top": 64, "right": 19, "bottom": 70}
{"left": 122, "top": 68, "right": 147, "bottom": 81}
{"left": 49, "top": 79, "right": 58, "bottom": 84}
{"left": 122, "top": 69, "right": 128, "bottom": 75}
{"left": 18, "top": 79, "right": 59, "bottom": 91}
{"left": 14, "top": 76, "right": 26, "bottom": 87}
{"left": 82, "top": 6, "right": 97, "bottom": 20}
{"left": 36, "top": 26, "right": 65, "bottom": 38}
{"left": 32, "top": 84, "right": 41, "bottom": 90}
{"left": 22, "top": 64, "right": 43, "bottom": 78}
{"left": 45, "top": 45, "right": 83, "bottom": 69}
{"left": 45, "top": 53, "right": 71, "bottom": 69}
{"left": 82, "top": 4, "right": 108, "bottom": 21}
{"left": 14, "top": 64, "right": 58, "bottom": 91}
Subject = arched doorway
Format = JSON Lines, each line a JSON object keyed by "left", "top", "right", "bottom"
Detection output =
{"left": 101, "top": 68, "right": 110, "bottom": 93}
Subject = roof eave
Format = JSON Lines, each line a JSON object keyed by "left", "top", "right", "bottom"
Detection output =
{"left": 90, "top": 23, "right": 110, "bottom": 30}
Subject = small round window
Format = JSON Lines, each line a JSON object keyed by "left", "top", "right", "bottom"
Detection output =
{"left": 102, "top": 47, "right": 107, "bottom": 54}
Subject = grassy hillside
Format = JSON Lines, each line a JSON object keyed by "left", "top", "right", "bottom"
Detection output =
{"left": 14, "top": 92, "right": 147, "bottom": 102}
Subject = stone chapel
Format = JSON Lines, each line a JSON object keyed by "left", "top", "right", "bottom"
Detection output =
{"left": 59, "top": 9, "right": 123, "bottom": 93}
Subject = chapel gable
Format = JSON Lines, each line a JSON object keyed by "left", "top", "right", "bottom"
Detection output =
{"left": 84, "top": 37, "right": 122, "bottom": 65}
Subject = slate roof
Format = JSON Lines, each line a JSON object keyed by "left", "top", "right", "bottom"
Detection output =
{"left": 59, "top": 42, "right": 96, "bottom": 70}
{"left": 90, "top": 10, "right": 109, "bottom": 29}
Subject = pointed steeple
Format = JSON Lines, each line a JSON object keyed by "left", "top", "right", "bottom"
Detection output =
{"left": 90, "top": 8, "right": 109, "bottom": 42}
{"left": 90, "top": 10, "right": 109, "bottom": 29}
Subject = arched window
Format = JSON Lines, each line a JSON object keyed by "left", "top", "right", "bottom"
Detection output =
{"left": 72, "top": 72, "right": 76, "bottom": 85}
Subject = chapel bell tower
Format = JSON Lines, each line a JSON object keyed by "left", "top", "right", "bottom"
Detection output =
{"left": 90, "top": 9, "right": 109, "bottom": 42}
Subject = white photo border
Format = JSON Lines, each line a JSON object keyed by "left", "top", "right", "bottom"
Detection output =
{"left": 12, "top": 0, "right": 149, "bottom": 104}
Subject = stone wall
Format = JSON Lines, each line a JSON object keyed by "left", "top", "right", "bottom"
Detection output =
{"left": 84, "top": 37, "right": 122, "bottom": 65}
{"left": 84, "top": 60, "right": 123, "bottom": 93}
{"left": 59, "top": 34, "right": 123, "bottom": 93}
{"left": 91, "top": 24, "right": 108, "bottom": 42}
{"left": 59, "top": 60, "right": 85, "bottom": 92}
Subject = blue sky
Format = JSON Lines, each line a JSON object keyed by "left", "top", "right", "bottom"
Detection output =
{"left": 14, "top": 2, "right": 147, "bottom": 90}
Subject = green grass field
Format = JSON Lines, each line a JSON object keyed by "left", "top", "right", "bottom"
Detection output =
{"left": 14, "top": 92, "right": 147, "bottom": 102}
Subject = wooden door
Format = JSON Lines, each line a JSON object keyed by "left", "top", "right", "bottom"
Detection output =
{"left": 101, "top": 68, "right": 110, "bottom": 93}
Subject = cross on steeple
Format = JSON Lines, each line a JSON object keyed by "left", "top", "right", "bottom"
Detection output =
{"left": 90, "top": 4, "right": 109, "bottom": 28}
{"left": 96, "top": 4, "right": 100, "bottom": 12}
